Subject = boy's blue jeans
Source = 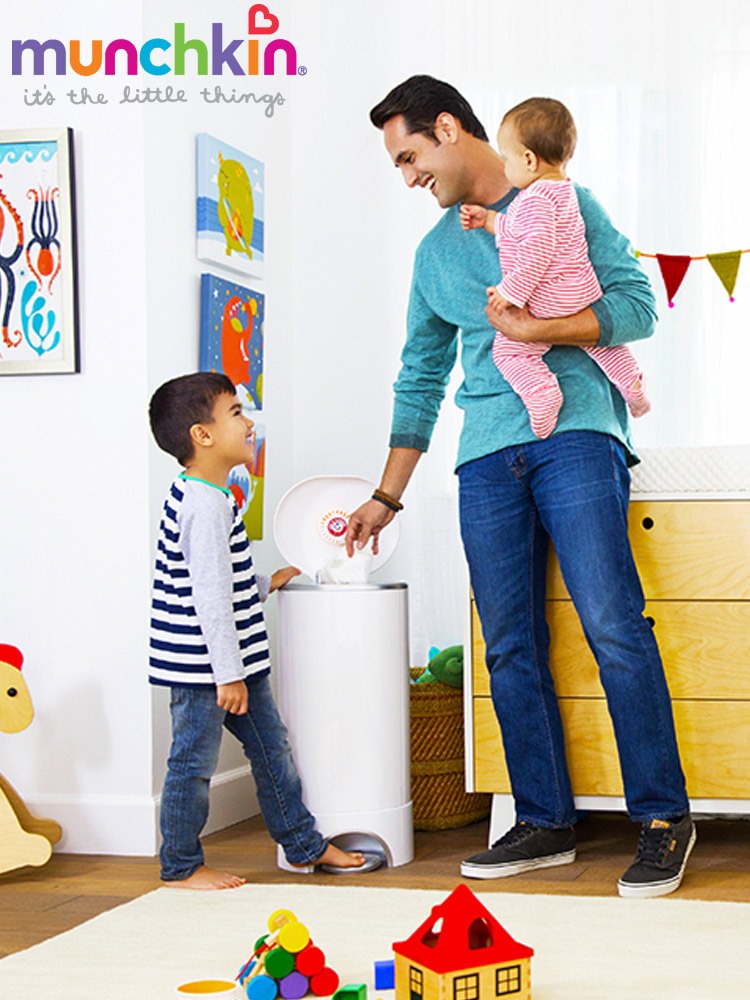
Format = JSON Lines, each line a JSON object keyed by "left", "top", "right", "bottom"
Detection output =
{"left": 159, "top": 673, "right": 325, "bottom": 880}
{"left": 458, "top": 430, "right": 689, "bottom": 829}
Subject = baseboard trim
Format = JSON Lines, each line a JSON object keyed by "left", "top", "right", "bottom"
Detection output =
{"left": 23, "top": 767, "right": 260, "bottom": 856}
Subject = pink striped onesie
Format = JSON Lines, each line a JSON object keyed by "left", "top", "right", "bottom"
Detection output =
{"left": 492, "top": 179, "right": 649, "bottom": 438}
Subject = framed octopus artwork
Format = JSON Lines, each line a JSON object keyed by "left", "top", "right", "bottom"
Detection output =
{"left": 0, "top": 127, "right": 80, "bottom": 375}
{"left": 196, "top": 132, "right": 265, "bottom": 280}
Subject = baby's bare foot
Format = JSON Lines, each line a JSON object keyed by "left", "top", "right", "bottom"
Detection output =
{"left": 162, "top": 865, "right": 246, "bottom": 890}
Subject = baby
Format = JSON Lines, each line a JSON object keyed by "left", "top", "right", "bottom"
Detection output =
{"left": 461, "top": 97, "right": 649, "bottom": 439}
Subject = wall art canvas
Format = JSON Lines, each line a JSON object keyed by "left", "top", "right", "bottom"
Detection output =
{"left": 0, "top": 127, "right": 80, "bottom": 375}
{"left": 199, "top": 272, "right": 264, "bottom": 411}
{"left": 196, "top": 133, "right": 265, "bottom": 279}
{"left": 228, "top": 423, "right": 266, "bottom": 540}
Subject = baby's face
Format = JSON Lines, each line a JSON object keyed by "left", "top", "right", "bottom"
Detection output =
{"left": 496, "top": 120, "right": 535, "bottom": 189}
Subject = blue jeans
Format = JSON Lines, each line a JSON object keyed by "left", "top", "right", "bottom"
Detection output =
{"left": 159, "top": 673, "right": 325, "bottom": 880}
{"left": 458, "top": 431, "right": 688, "bottom": 829}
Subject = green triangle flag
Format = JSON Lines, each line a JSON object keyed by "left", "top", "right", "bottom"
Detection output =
{"left": 706, "top": 251, "right": 742, "bottom": 302}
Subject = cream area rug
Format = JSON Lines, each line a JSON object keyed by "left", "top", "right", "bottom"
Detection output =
{"left": 1, "top": 882, "right": 749, "bottom": 999}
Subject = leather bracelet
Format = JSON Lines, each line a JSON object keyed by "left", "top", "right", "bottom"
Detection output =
{"left": 372, "top": 489, "right": 403, "bottom": 512}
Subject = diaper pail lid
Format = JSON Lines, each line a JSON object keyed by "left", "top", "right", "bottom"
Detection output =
{"left": 273, "top": 475, "right": 400, "bottom": 581}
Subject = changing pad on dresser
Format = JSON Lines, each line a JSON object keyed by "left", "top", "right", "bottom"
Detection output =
{"left": 632, "top": 445, "right": 750, "bottom": 498}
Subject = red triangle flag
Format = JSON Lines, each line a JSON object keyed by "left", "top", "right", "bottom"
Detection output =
{"left": 655, "top": 254, "right": 692, "bottom": 308}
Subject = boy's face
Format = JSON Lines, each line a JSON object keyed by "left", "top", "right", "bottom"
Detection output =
{"left": 496, "top": 120, "right": 535, "bottom": 189}
{"left": 201, "top": 392, "right": 256, "bottom": 467}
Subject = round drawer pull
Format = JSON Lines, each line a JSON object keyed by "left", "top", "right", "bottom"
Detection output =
{"left": 645, "top": 616, "right": 656, "bottom": 628}
{"left": 642, "top": 516, "right": 654, "bottom": 530}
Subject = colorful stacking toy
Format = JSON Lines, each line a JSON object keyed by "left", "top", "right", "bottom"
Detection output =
{"left": 237, "top": 909, "right": 341, "bottom": 1000}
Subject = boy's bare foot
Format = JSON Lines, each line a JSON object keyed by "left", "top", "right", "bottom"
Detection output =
{"left": 288, "top": 844, "right": 367, "bottom": 869}
{"left": 162, "top": 865, "right": 247, "bottom": 890}
{"left": 317, "top": 843, "right": 367, "bottom": 868}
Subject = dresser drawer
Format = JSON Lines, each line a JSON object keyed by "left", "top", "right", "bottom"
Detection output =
{"left": 473, "top": 696, "right": 750, "bottom": 798}
{"left": 547, "top": 501, "right": 750, "bottom": 601}
{"left": 472, "top": 599, "right": 750, "bottom": 700}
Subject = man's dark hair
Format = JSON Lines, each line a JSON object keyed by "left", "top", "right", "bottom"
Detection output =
{"left": 503, "top": 97, "right": 577, "bottom": 165}
{"left": 370, "top": 74, "right": 488, "bottom": 142}
{"left": 149, "top": 371, "right": 235, "bottom": 465}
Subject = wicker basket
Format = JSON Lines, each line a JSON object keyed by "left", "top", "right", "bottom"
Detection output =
{"left": 409, "top": 667, "right": 491, "bottom": 831}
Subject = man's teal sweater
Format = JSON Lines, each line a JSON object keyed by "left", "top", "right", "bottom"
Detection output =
{"left": 389, "top": 185, "right": 657, "bottom": 469}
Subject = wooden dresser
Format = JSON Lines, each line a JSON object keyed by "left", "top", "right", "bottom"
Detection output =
{"left": 464, "top": 449, "right": 750, "bottom": 841}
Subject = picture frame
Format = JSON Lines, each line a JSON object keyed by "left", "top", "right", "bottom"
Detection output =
{"left": 227, "top": 422, "right": 266, "bottom": 541}
{"left": 199, "top": 272, "right": 264, "bottom": 411}
{"left": 0, "top": 127, "right": 80, "bottom": 375}
{"left": 196, "top": 133, "right": 265, "bottom": 279}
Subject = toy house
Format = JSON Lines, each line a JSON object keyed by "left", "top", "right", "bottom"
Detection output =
{"left": 392, "top": 884, "right": 533, "bottom": 1000}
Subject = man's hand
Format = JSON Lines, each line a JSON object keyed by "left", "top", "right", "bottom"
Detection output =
{"left": 270, "top": 566, "right": 301, "bottom": 592}
{"left": 216, "top": 680, "right": 248, "bottom": 715}
{"left": 486, "top": 302, "right": 601, "bottom": 346}
{"left": 345, "top": 499, "right": 396, "bottom": 557}
{"left": 485, "top": 302, "right": 547, "bottom": 342}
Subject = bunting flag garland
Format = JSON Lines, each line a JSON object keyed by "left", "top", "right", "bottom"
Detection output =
{"left": 706, "top": 251, "right": 741, "bottom": 302}
{"left": 635, "top": 246, "right": 749, "bottom": 307}
{"left": 655, "top": 254, "right": 692, "bottom": 308}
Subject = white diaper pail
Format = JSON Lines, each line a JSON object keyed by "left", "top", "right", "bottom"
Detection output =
{"left": 273, "top": 475, "right": 414, "bottom": 870}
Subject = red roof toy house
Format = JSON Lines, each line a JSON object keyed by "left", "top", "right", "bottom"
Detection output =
{"left": 393, "top": 885, "right": 534, "bottom": 1000}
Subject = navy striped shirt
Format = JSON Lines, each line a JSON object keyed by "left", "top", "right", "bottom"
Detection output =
{"left": 149, "top": 475, "right": 270, "bottom": 687}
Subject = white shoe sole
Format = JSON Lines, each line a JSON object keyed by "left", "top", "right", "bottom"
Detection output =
{"left": 460, "top": 848, "right": 577, "bottom": 880}
{"left": 617, "top": 825, "right": 697, "bottom": 898}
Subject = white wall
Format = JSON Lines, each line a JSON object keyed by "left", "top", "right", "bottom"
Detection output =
{"left": 0, "top": 2, "right": 154, "bottom": 852}
{"left": 2, "top": 0, "right": 749, "bottom": 856}
{"left": 0, "top": 0, "right": 298, "bottom": 853}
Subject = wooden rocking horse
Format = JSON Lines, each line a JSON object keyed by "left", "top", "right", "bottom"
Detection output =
{"left": 0, "top": 644, "right": 62, "bottom": 875}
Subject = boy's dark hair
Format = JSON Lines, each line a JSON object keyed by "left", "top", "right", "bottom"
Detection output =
{"left": 502, "top": 97, "right": 577, "bottom": 165}
{"left": 370, "top": 75, "right": 489, "bottom": 143}
{"left": 149, "top": 371, "right": 235, "bottom": 465}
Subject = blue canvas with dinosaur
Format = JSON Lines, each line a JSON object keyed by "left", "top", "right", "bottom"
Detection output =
{"left": 196, "top": 133, "right": 265, "bottom": 279}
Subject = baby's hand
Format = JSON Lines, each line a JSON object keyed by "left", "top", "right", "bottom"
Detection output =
{"left": 460, "top": 203, "right": 487, "bottom": 230}
{"left": 270, "top": 566, "right": 302, "bottom": 592}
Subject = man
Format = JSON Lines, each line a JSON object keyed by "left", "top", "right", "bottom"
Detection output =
{"left": 345, "top": 75, "right": 695, "bottom": 898}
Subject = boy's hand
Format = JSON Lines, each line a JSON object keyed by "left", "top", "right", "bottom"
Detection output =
{"left": 270, "top": 566, "right": 301, "bottom": 592}
{"left": 217, "top": 680, "right": 248, "bottom": 715}
{"left": 460, "top": 203, "right": 487, "bottom": 230}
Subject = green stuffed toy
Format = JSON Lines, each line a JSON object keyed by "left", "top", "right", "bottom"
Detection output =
{"left": 416, "top": 645, "right": 464, "bottom": 688}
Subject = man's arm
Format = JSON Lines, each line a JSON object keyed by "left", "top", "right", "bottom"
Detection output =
{"left": 488, "top": 185, "right": 657, "bottom": 347}
{"left": 346, "top": 259, "right": 458, "bottom": 555}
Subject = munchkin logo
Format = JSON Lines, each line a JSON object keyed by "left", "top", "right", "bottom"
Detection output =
{"left": 11, "top": 4, "right": 304, "bottom": 78}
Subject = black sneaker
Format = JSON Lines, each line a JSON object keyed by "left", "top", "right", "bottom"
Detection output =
{"left": 460, "top": 821, "right": 576, "bottom": 879}
{"left": 618, "top": 815, "right": 696, "bottom": 898}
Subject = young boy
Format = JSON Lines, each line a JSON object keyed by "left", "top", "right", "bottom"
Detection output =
{"left": 460, "top": 97, "right": 650, "bottom": 439}
{"left": 148, "top": 372, "right": 367, "bottom": 888}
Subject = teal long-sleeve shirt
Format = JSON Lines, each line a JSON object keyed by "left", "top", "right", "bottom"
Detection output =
{"left": 389, "top": 185, "right": 657, "bottom": 469}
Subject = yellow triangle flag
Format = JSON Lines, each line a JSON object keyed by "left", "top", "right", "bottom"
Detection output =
{"left": 706, "top": 251, "right": 742, "bottom": 301}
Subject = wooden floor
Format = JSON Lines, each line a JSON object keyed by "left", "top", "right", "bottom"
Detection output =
{"left": 2, "top": 811, "right": 750, "bottom": 960}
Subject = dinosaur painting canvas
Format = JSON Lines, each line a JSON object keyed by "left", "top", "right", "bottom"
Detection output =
{"left": 196, "top": 133, "right": 265, "bottom": 279}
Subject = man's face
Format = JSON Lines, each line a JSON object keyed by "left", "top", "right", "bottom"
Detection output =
{"left": 382, "top": 114, "right": 468, "bottom": 208}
